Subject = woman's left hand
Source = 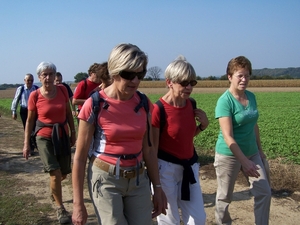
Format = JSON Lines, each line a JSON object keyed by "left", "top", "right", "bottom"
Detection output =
{"left": 152, "top": 187, "right": 167, "bottom": 218}
{"left": 194, "top": 109, "right": 209, "bottom": 130}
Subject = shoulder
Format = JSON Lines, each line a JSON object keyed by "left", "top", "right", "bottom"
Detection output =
{"left": 76, "top": 80, "right": 85, "bottom": 88}
{"left": 62, "top": 82, "right": 69, "bottom": 88}
{"left": 245, "top": 90, "right": 255, "bottom": 98}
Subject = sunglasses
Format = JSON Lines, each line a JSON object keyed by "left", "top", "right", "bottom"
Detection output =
{"left": 179, "top": 80, "right": 198, "bottom": 87}
{"left": 119, "top": 70, "right": 147, "bottom": 81}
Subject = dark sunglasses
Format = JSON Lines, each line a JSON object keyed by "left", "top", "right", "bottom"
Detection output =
{"left": 119, "top": 70, "right": 147, "bottom": 81}
{"left": 179, "top": 80, "right": 197, "bottom": 87}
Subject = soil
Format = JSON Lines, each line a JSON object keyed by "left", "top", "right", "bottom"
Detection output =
{"left": 1, "top": 87, "right": 300, "bottom": 224}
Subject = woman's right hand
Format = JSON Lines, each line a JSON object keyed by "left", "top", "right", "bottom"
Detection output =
{"left": 72, "top": 204, "right": 88, "bottom": 225}
{"left": 22, "top": 144, "right": 30, "bottom": 160}
{"left": 241, "top": 159, "right": 260, "bottom": 178}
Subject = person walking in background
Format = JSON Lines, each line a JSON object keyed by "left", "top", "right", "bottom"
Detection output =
{"left": 214, "top": 56, "right": 271, "bottom": 225}
{"left": 152, "top": 56, "right": 208, "bottom": 225}
{"left": 54, "top": 72, "right": 76, "bottom": 116}
{"left": 11, "top": 73, "right": 39, "bottom": 155}
{"left": 72, "top": 63, "right": 103, "bottom": 115}
{"left": 23, "top": 62, "right": 76, "bottom": 224}
{"left": 72, "top": 43, "right": 166, "bottom": 225}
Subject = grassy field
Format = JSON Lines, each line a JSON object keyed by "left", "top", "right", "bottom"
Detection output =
{"left": 0, "top": 85, "right": 300, "bottom": 224}
{"left": 147, "top": 91, "right": 300, "bottom": 165}
{"left": 1, "top": 86, "right": 299, "bottom": 164}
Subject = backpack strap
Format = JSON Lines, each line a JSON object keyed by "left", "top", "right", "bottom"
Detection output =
{"left": 156, "top": 97, "right": 197, "bottom": 136}
{"left": 135, "top": 91, "right": 152, "bottom": 147}
{"left": 155, "top": 99, "right": 165, "bottom": 136}
{"left": 90, "top": 91, "right": 109, "bottom": 126}
{"left": 84, "top": 79, "right": 88, "bottom": 91}
{"left": 17, "top": 85, "right": 25, "bottom": 103}
{"left": 189, "top": 97, "right": 197, "bottom": 109}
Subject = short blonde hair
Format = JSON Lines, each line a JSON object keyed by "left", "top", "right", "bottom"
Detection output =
{"left": 108, "top": 43, "right": 148, "bottom": 77}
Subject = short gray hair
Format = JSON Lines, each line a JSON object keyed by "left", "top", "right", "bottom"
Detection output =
{"left": 24, "top": 73, "right": 34, "bottom": 79}
{"left": 165, "top": 55, "right": 196, "bottom": 83}
{"left": 36, "top": 62, "right": 56, "bottom": 76}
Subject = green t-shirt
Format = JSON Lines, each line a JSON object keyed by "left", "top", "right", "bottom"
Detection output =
{"left": 215, "top": 89, "right": 259, "bottom": 156}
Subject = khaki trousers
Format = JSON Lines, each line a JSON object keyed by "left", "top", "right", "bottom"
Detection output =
{"left": 87, "top": 160, "right": 152, "bottom": 225}
{"left": 214, "top": 153, "right": 271, "bottom": 225}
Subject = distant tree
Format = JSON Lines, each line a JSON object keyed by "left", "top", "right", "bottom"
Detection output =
{"left": 205, "top": 76, "right": 218, "bottom": 80}
{"left": 74, "top": 72, "right": 88, "bottom": 83}
{"left": 143, "top": 76, "right": 153, "bottom": 81}
{"left": 147, "top": 66, "right": 162, "bottom": 81}
{"left": 196, "top": 76, "right": 202, "bottom": 80}
{"left": 220, "top": 74, "right": 228, "bottom": 80}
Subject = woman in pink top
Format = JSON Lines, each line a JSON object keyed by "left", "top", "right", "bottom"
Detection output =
{"left": 23, "top": 62, "right": 76, "bottom": 224}
{"left": 72, "top": 43, "right": 167, "bottom": 225}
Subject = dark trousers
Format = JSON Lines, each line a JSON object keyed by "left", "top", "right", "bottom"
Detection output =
{"left": 20, "top": 107, "right": 36, "bottom": 151}
{"left": 20, "top": 107, "right": 28, "bottom": 129}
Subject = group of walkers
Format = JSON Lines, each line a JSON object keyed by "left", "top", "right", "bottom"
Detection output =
{"left": 11, "top": 42, "right": 271, "bottom": 225}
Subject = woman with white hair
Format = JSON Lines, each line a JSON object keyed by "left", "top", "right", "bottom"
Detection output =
{"left": 152, "top": 56, "right": 208, "bottom": 225}
{"left": 23, "top": 61, "right": 76, "bottom": 224}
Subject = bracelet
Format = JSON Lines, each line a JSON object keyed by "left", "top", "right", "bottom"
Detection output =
{"left": 154, "top": 184, "right": 162, "bottom": 188}
{"left": 199, "top": 124, "right": 205, "bottom": 131}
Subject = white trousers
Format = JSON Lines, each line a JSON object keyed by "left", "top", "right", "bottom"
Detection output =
{"left": 214, "top": 153, "right": 271, "bottom": 225}
{"left": 156, "top": 159, "right": 206, "bottom": 225}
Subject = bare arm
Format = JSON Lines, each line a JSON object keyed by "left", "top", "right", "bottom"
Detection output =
{"left": 143, "top": 117, "right": 167, "bottom": 218}
{"left": 72, "top": 98, "right": 86, "bottom": 106}
{"left": 219, "top": 116, "right": 260, "bottom": 178}
{"left": 66, "top": 100, "right": 76, "bottom": 146}
{"left": 23, "top": 110, "right": 36, "bottom": 159}
{"left": 72, "top": 120, "right": 94, "bottom": 225}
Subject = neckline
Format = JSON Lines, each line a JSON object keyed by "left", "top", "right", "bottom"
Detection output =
{"left": 228, "top": 89, "right": 249, "bottom": 109}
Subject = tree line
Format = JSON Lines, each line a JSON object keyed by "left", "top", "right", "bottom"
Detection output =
{"left": 1, "top": 66, "right": 299, "bottom": 90}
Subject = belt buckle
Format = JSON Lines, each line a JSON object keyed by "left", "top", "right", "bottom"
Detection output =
{"left": 123, "top": 169, "right": 135, "bottom": 179}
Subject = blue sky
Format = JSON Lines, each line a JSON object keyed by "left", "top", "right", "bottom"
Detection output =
{"left": 1, "top": 0, "right": 299, "bottom": 84}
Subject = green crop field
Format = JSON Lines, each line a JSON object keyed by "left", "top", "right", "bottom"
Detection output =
{"left": 1, "top": 91, "right": 299, "bottom": 164}
{"left": 148, "top": 91, "right": 300, "bottom": 164}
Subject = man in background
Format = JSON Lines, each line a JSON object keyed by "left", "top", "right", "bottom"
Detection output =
{"left": 11, "top": 73, "right": 39, "bottom": 155}
{"left": 54, "top": 72, "right": 76, "bottom": 116}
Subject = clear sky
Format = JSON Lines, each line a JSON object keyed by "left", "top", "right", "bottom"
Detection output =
{"left": 1, "top": 0, "right": 299, "bottom": 84}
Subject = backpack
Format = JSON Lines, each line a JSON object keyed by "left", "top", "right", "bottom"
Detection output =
{"left": 31, "top": 86, "right": 70, "bottom": 154}
{"left": 17, "top": 85, "right": 39, "bottom": 103}
{"left": 90, "top": 90, "right": 152, "bottom": 147}
{"left": 155, "top": 97, "right": 196, "bottom": 135}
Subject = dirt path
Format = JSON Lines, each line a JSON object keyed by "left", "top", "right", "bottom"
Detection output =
{"left": 0, "top": 115, "right": 300, "bottom": 224}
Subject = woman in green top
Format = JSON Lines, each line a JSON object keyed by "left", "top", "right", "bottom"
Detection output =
{"left": 214, "top": 56, "right": 271, "bottom": 225}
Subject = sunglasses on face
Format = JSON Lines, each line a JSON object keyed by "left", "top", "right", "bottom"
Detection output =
{"left": 119, "top": 70, "right": 147, "bottom": 81}
{"left": 179, "top": 80, "right": 198, "bottom": 87}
